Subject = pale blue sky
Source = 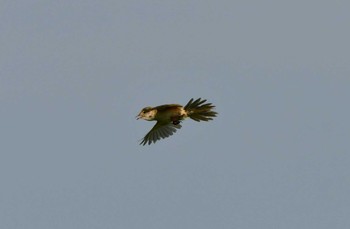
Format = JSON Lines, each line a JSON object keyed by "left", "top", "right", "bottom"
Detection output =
{"left": 1, "top": 1, "right": 350, "bottom": 228}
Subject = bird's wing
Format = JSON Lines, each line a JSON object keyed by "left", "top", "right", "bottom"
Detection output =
{"left": 140, "top": 121, "right": 182, "bottom": 145}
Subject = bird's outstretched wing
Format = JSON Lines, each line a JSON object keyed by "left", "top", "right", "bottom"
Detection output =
{"left": 140, "top": 121, "right": 182, "bottom": 145}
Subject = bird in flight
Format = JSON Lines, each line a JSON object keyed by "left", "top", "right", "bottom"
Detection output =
{"left": 136, "top": 98, "right": 217, "bottom": 145}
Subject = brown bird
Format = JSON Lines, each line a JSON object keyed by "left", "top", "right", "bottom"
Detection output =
{"left": 136, "top": 98, "right": 217, "bottom": 145}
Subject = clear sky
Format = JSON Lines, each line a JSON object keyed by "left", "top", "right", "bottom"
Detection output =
{"left": 1, "top": 1, "right": 350, "bottom": 228}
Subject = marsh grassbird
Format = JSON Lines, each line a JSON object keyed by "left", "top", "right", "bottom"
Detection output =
{"left": 136, "top": 98, "right": 217, "bottom": 145}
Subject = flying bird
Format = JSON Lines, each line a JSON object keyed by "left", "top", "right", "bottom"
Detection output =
{"left": 136, "top": 98, "right": 217, "bottom": 145}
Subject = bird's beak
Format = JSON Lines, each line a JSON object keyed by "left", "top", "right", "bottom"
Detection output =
{"left": 136, "top": 114, "right": 140, "bottom": 120}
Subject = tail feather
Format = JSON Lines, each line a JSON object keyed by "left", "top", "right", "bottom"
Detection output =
{"left": 184, "top": 98, "right": 217, "bottom": 122}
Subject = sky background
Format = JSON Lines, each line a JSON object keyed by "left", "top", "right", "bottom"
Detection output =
{"left": 1, "top": 1, "right": 350, "bottom": 228}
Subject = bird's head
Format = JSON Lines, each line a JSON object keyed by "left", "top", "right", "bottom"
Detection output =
{"left": 136, "top": 107, "right": 157, "bottom": 121}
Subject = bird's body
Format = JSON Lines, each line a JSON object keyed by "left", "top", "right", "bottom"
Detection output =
{"left": 152, "top": 104, "right": 186, "bottom": 122}
{"left": 136, "top": 98, "right": 217, "bottom": 145}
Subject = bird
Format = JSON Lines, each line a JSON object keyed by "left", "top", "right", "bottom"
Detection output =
{"left": 136, "top": 98, "right": 217, "bottom": 145}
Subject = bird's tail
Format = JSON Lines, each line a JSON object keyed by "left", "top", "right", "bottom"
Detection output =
{"left": 184, "top": 98, "right": 217, "bottom": 122}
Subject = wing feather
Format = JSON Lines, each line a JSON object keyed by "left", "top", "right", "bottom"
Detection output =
{"left": 140, "top": 122, "right": 182, "bottom": 145}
